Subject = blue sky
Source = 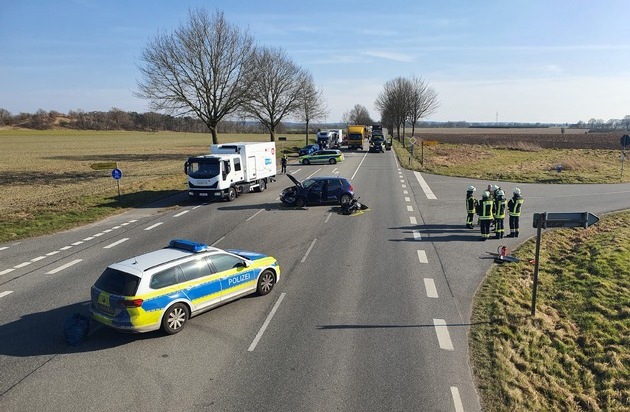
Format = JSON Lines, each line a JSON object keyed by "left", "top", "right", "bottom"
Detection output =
{"left": 2, "top": 0, "right": 630, "bottom": 123}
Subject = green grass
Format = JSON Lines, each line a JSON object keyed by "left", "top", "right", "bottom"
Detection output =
{"left": 470, "top": 210, "right": 630, "bottom": 411}
{"left": 0, "top": 129, "right": 313, "bottom": 242}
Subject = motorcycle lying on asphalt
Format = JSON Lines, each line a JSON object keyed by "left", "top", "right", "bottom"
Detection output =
{"left": 341, "top": 197, "right": 369, "bottom": 215}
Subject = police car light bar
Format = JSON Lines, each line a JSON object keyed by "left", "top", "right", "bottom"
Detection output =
{"left": 168, "top": 239, "right": 208, "bottom": 253}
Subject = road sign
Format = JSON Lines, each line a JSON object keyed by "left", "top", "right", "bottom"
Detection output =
{"left": 90, "top": 162, "right": 117, "bottom": 170}
{"left": 111, "top": 168, "right": 122, "bottom": 180}
{"left": 621, "top": 134, "right": 630, "bottom": 148}
{"left": 532, "top": 212, "right": 599, "bottom": 229}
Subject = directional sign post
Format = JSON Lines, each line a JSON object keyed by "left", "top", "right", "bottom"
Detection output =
{"left": 111, "top": 168, "right": 122, "bottom": 202}
{"left": 530, "top": 211, "right": 599, "bottom": 316}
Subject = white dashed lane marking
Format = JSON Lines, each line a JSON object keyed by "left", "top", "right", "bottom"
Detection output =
{"left": 451, "top": 386, "right": 464, "bottom": 412}
{"left": 413, "top": 230, "right": 421, "bottom": 240}
{"left": 433, "top": 319, "right": 454, "bottom": 351}
{"left": 424, "top": 278, "right": 438, "bottom": 298}
{"left": 103, "top": 238, "right": 129, "bottom": 249}
{"left": 173, "top": 210, "right": 189, "bottom": 218}
{"left": 0, "top": 291, "right": 13, "bottom": 299}
{"left": 301, "top": 238, "right": 317, "bottom": 263}
{"left": 14, "top": 262, "right": 32, "bottom": 269}
{"left": 144, "top": 222, "right": 163, "bottom": 231}
{"left": 246, "top": 209, "right": 264, "bottom": 222}
{"left": 410, "top": 216, "right": 417, "bottom": 225}
{"left": 417, "top": 250, "right": 428, "bottom": 263}
{"left": 0, "top": 269, "right": 15, "bottom": 276}
{"left": 407, "top": 205, "right": 414, "bottom": 212}
{"left": 46, "top": 259, "right": 83, "bottom": 275}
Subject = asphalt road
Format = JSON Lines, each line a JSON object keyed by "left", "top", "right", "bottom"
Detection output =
{"left": 1, "top": 145, "right": 628, "bottom": 411}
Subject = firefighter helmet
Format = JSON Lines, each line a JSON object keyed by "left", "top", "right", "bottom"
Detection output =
{"left": 497, "top": 189, "right": 505, "bottom": 198}
{"left": 482, "top": 191, "right": 490, "bottom": 198}
{"left": 467, "top": 185, "right": 476, "bottom": 192}
{"left": 513, "top": 188, "right": 522, "bottom": 196}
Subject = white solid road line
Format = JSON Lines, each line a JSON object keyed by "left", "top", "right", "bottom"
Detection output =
{"left": 451, "top": 386, "right": 464, "bottom": 412}
{"left": 433, "top": 319, "right": 454, "bottom": 351}
{"left": 301, "top": 238, "right": 318, "bottom": 263}
{"left": 248, "top": 292, "right": 286, "bottom": 352}
{"left": 46, "top": 259, "right": 83, "bottom": 275}
{"left": 211, "top": 236, "right": 225, "bottom": 246}
{"left": 424, "top": 278, "right": 438, "bottom": 298}
{"left": 0, "top": 291, "right": 13, "bottom": 299}
{"left": 325, "top": 212, "right": 333, "bottom": 223}
{"left": 414, "top": 171, "right": 437, "bottom": 199}
{"left": 246, "top": 209, "right": 264, "bottom": 222}
{"left": 103, "top": 238, "right": 129, "bottom": 249}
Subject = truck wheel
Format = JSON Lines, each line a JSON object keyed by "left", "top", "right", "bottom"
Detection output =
{"left": 255, "top": 179, "right": 266, "bottom": 192}
{"left": 329, "top": 158, "right": 336, "bottom": 164}
{"left": 227, "top": 187, "right": 237, "bottom": 201}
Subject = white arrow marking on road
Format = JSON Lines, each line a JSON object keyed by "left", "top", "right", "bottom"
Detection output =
{"left": 46, "top": 259, "right": 83, "bottom": 275}
{"left": 433, "top": 319, "right": 454, "bottom": 350}
{"left": 104, "top": 238, "right": 129, "bottom": 249}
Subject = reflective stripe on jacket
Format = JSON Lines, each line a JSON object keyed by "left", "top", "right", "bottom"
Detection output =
{"left": 477, "top": 199, "right": 494, "bottom": 220}
{"left": 508, "top": 196, "right": 524, "bottom": 216}
{"left": 466, "top": 195, "right": 477, "bottom": 213}
{"left": 495, "top": 199, "right": 507, "bottom": 219}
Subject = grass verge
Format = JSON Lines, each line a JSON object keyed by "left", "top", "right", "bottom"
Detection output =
{"left": 470, "top": 210, "right": 630, "bottom": 411}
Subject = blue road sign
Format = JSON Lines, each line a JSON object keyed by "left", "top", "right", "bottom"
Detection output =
{"left": 111, "top": 168, "right": 122, "bottom": 180}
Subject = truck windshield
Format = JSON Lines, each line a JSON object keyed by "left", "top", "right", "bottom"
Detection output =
{"left": 349, "top": 133, "right": 362, "bottom": 139}
{"left": 188, "top": 159, "right": 220, "bottom": 178}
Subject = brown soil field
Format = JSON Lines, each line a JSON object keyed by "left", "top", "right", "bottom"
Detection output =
{"left": 412, "top": 132, "right": 623, "bottom": 150}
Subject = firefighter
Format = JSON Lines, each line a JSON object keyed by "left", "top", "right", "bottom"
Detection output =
{"left": 476, "top": 190, "right": 494, "bottom": 241}
{"left": 494, "top": 189, "right": 507, "bottom": 238}
{"left": 466, "top": 186, "right": 477, "bottom": 229}
{"left": 507, "top": 188, "right": 524, "bottom": 237}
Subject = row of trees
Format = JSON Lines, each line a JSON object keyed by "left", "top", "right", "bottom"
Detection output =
{"left": 136, "top": 8, "right": 327, "bottom": 144}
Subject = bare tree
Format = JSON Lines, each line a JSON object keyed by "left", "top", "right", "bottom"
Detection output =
{"left": 375, "top": 77, "right": 412, "bottom": 141}
{"left": 343, "top": 104, "right": 373, "bottom": 125}
{"left": 136, "top": 9, "right": 255, "bottom": 144}
{"left": 297, "top": 72, "right": 328, "bottom": 145}
{"left": 408, "top": 75, "right": 439, "bottom": 138}
{"left": 242, "top": 46, "right": 308, "bottom": 141}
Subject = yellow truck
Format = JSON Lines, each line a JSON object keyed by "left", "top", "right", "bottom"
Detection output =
{"left": 347, "top": 125, "right": 368, "bottom": 150}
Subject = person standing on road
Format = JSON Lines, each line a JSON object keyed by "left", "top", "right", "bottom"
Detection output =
{"left": 281, "top": 154, "right": 287, "bottom": 174}
{"left": 466, "top": 185, "right": 477, "bottom": 229}
{"left": 507, "top": 188, "right": 524, "bottom": 238}
{"left": 477, "top": 191, "right": 494, "bottom": 241}
{"left": 494, "top": 189, "right": 508, "bottom": 238}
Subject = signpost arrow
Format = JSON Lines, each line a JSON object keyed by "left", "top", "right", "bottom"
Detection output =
{"left": 530, "top": 211, "right": 599, "bottom": 317}
{"left": 532, "top": 212, "right": 599, "bottom": 229}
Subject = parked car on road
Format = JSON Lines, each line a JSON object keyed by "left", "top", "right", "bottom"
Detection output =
{"left": 298, "top": 144, "right": 319, "bottom": 157}
{"left": 299, "top": 149, "right": 344, "bottom": 165}
{"left": 280, "top": 175, "right": 354, "bottom": 208}
{"left": 90, "top": 239, "right": 280, "bottom": 335}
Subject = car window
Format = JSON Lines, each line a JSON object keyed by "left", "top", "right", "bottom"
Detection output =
{"left": 150, "top": 265, "right": 183, "bottom": 289}
{"left": 95, "top": 268, "right": 140, "bottom": 296}
{"left": 179, "top": 258, "right": 213, "bottom": 282}
{"left": 328, "top": 179, "right": 342, "bottom": 189}
{"left": 303, "top": 179, "right": 315, "bottom": 188}
{"left": 208, "top": 253, "right": 245, "bottom": 272}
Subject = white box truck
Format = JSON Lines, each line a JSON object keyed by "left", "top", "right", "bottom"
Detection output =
{"left": 184, "top": 142, "right": 276, "bottom": 201}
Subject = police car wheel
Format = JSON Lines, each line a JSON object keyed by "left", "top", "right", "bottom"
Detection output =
{"left": 256, "top": 270, "right": 276, "bottom": 296}
{"left": 302, "top": 159, "right": 310, "bottom": 165}
{"left": 227, "top": 187, "right": 237, "bottom": 202}
{"left": 162, "top": 303, "right": 189, "bottom": 335}
{"left": 329, "top": 158, "right": 336, "bottom": 164}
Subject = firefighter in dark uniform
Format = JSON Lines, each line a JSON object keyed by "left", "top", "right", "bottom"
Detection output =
{"left": 507, "top": 188, "right": 524, "bottom": 237}
{"left": 494, "top": 189, "right": 507, "bottom": 238}
{"left": 476, "top": 190, "right": 494, "bottom": 241}
{"left": 466, "top": 185, "right": 477, "bottom": 228}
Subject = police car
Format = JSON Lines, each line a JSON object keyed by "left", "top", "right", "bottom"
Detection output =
{"left": 90, "top": 239, "right": 280, "bottom": 335}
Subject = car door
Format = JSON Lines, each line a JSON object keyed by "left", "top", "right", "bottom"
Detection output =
{"left": 306, "top": 179, "right": 325, "bottom": 204}
{"left": 177, "top": 257, "right": 222, "bottom": 312}
{"left": 208, "top": 253, "right": 257, "bottom": 301}
{"left": 324, "top": 178, "right": 342, "bottom": 203}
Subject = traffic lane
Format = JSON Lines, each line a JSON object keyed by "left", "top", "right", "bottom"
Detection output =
{"left": 195, "top": 150, "right": 478, "bottom": 411}
{"left": 0, "top": 176, "right": 354, "bottom": 409}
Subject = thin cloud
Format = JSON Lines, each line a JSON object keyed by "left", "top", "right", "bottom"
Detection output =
{"left": 360, "top": 50, "right": 414, "bottom": 62}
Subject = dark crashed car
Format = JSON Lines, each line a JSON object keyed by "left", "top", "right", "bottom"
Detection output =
{"left": 280, "top": 175, "right": 354, "bottom": 208}
{"left": 298, "top": 144, "right": 320, "bottom": 157}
